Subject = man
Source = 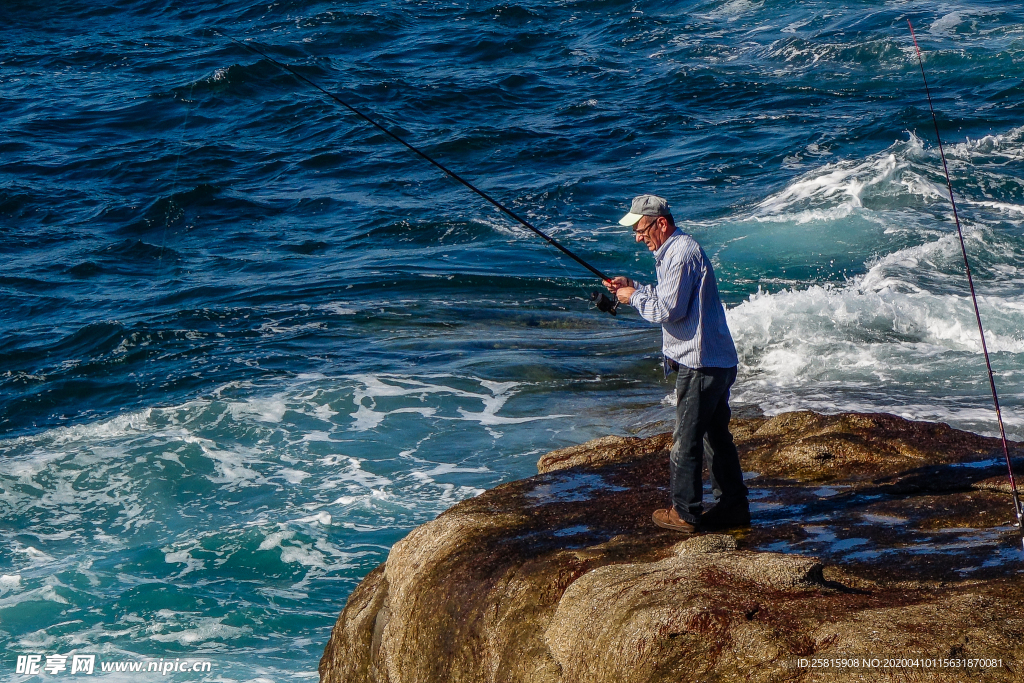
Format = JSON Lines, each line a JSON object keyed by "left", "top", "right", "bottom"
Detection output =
{"left": 605, "top": 194, "right": 749, "bottom": 533}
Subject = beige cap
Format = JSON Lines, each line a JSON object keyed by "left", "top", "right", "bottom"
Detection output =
{"left": 618, "top": 194, "right": 671, "bottom": 227}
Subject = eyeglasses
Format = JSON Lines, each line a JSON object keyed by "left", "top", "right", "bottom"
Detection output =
{"left": 633, "top": 218, "right": 658, "bottom": 235}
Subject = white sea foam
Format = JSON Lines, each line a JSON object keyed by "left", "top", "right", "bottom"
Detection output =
{"left": 0, "top": 584, "right": 69, "bottom": 608}
{"left": 929, "top": 11, "right": 964, "bottom": 35}
{"left": 302, "top": 430, "right": 334, "bottom": 442}
{"left": 319, "top": 303, "right": 358, "bottom": 315}
{"left": 256, "top": 321, "right": 327, "bottom": 336}
{"left": 696, "top": 0, "right": 763, "bottom": 22}
{"left": 967, "top": 200, "right": 1024, "bottom": 216}
{"left": 278, "top": 468, "right": 311, "bottom": 484}
{"left": 746, "top": 131, "right": 1024, "bottom": 230}
{"left": 757, "top": 152, "right": 898, "bottom": 215}
{"left": 292, "top": 511, "right": 332, "bottom": 526}
{"left": 0, "top": 574, "right": 21, "bottom": 594}
{"left": 279, "top": 542, "right": 328, "bottom": 568}
{"left": 347, "top": 374, "right": 566, "bottom": 431}
{"left": 716, "top": 127, "right": 1024, "bottom": 434}
{"left": 203, "top": 444, "right": 264, "bottom": 486}
{"left": 947, "top": 125, "right": 1024, "bottom": 161}
{"left": 227, "top": 396, "right": 288, "bottom": 423}
{"left": 0, "top": 373, "right": 529, "bottom": 597}
{"left": 781, "top": 18, "right": 811, "bottom": 33}
{"left": 258, "top": 530, "right": 294, "bottom": 551}
{"left": 163, "top": 549, "right": 205, "bottom": 577}
{"left": 726, "top": 233, "right": 1024, "bottom": 432}
{"left": 412, "top": 463, "right": 491, "bottom": 478}
{"left": 455, "top": 389, "right": 568, "bottom": 425}
{"left": 17, "top": 630, "right": 57, "bottom": 649}
{"left": 149, "top": 617, "right": 251, "bottom": 645}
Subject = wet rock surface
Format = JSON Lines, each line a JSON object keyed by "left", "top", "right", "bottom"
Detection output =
{"left": 320, "top": 411, "right": 1024, "bottom": 682}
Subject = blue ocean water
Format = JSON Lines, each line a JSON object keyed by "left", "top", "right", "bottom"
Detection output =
{"left": 3, "top": 1, "right": 1024, "bottom": 679}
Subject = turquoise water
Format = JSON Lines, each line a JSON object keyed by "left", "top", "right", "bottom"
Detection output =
{"left": 3, "top": 1, "right": 1024, "bottom": 679}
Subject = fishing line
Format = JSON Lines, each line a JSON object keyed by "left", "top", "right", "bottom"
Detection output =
{"left": 908, "top": 19, "right": 1024, "bottom": 550}
{"left": 220, "top": 33, "right": 618, "bottom": 315}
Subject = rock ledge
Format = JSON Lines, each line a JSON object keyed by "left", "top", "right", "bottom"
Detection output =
{"left": 320, "top": 411, "right": 1024, "bottom": 682}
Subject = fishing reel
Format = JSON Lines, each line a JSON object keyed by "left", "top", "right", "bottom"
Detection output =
{"left": 590, "top": 290, "right": 618, "bottom": 316}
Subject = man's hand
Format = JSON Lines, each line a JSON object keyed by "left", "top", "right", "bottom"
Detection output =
{"left": 604, "top": 276, "right": 630, "bottom": 292}
{"left": 603, "top": 276, "right": 635, "bottom": 304}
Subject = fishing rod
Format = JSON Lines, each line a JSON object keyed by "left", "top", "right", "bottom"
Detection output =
{"left": 908, "top": 19, "right": 1024, "bottom": 549}
{"left": 221, "top": 34, "right": 619, "bottom": 315}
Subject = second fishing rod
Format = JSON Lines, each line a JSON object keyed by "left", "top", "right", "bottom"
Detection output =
{"left": 908, "top": 19, "right": 1024, "bottom": 550}
{"left": 222, "top": 34, "right": 621, "bottom": 316}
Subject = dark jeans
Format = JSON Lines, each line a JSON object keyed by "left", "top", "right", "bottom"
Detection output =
{"left": 670, "top": 365, "right": 747, "bottom": 524}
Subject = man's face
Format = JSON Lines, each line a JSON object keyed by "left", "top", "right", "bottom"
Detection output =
{"left": 633, "top": 216, "right": 669, "bottom": 251}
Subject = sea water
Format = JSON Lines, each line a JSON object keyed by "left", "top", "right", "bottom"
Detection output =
{"left": 2, "top": 1, "right": 1024, "bottom": 679}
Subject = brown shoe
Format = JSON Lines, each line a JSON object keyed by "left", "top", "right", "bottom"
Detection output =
{"left": 652, "top": 507, "right": 697, "bottom": 533}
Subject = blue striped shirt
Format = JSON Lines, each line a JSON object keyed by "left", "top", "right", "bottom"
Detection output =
{"left": 628, "top": 229, "right": 738, "bottom": 369}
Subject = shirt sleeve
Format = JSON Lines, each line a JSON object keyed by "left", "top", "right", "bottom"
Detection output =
{"left": 628, "top": 254, "right": 698, "bottom": 324}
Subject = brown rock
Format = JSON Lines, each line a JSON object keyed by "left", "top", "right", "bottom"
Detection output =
{"left": 320, "top": 411, "right": 1024, "bottom": 683}
{"left": 544, "top": 535, "right": 826, "bottom": 682}
{"left": 734, "top": 411, "right": 1014, "bottom": 483}
{"left": 537, "top": 433, "right": 673, "bottom": 474}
